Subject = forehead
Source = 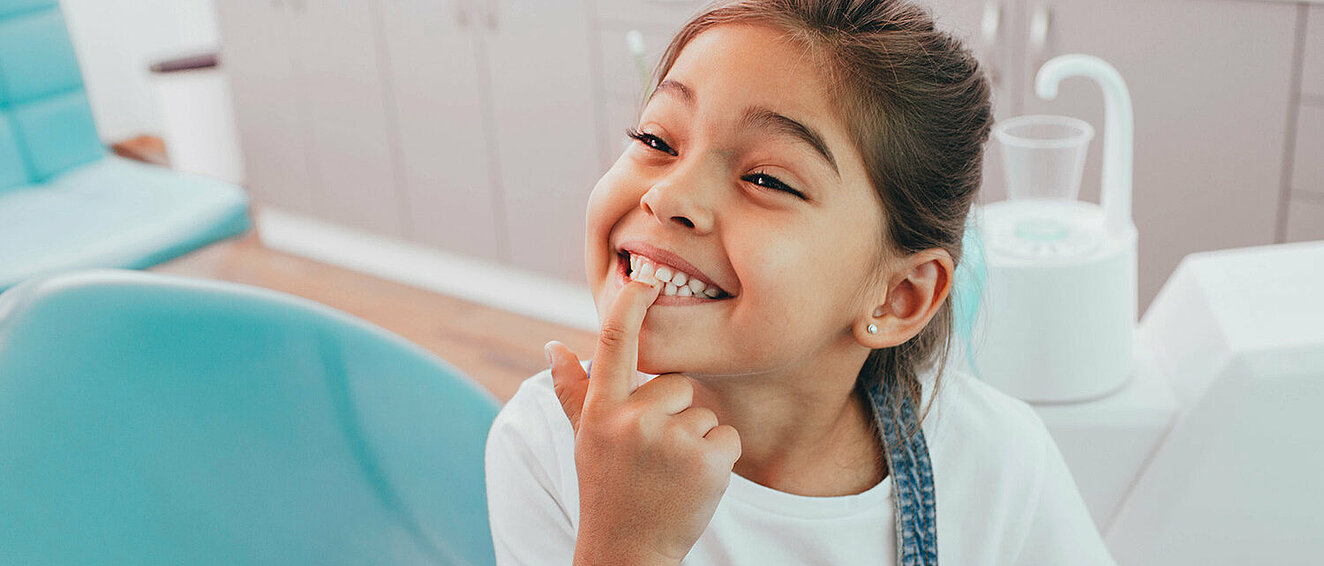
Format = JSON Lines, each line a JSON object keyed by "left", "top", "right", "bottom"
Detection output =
{"left": 664, "top": 24, "right": 841, "bottom": 136}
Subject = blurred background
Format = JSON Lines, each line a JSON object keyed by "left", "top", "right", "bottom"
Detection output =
{"left": 2, "top": 1, "right": 1322, "bottom": 563}
{"left": 45, "top": 0, "right": 1323, "bottom": 400}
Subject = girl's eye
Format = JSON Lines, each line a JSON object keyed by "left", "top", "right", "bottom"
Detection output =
{"left": 744, "top": 171, "right": 807, "bottom": 200}
{"left": 625, "top": 127, "right": 677, "bottom": 156}
{"left": 625, "top": 128, "right": 805, "bottom": 201}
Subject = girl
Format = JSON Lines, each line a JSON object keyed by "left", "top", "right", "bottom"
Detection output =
{"left": 485, "top": 0, "right": 1114, "bottom": 564}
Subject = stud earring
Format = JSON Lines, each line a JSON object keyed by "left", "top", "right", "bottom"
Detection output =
{"left": 867, "top": 323, "right": 878, "bottom": 334}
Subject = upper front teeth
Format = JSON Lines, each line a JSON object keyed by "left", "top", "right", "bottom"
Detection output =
{"left": 629, "top": 253, "right": 723, "bottom": 298}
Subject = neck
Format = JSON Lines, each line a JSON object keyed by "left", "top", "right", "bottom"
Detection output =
{"left": 687, "top": 341, "right": 885, "bottom": 497}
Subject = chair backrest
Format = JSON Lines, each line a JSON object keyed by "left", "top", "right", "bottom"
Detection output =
{"left": 0, "top": 0, "right": 103, "bottom": 192}
{"left": 0, "top": 270, "right": 500, "bottom": 565}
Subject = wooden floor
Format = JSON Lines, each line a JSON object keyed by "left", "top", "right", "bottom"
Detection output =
{"left": 148, "top": 224, "right": 599, "bottom": 403}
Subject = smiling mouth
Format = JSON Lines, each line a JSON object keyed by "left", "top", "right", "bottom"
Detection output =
{"left": 619, "top": 251, "right": 733, "bottom": 300}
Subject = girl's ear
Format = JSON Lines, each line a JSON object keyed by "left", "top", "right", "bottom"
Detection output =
{"left": 854, "top": 248, "right": 954, "bottom": 349}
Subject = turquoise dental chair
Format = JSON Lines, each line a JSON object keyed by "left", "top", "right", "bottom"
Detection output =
{"left": 0, "top": 270, "right": 500, "bottom": 565}
{"left": 0, "top": 0, "right": 250, "bottom": 291}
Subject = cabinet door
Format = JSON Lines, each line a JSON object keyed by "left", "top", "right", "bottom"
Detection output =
{"left": 289, "top": 0, "right": 408, "bottom": 238}
{"left": 595, "top": 24, "right": 674, "bottom": 173}
{"left": 484, "top": 0, "right": 599, "bottom": 284}
{"left": 214, "top": 0, "right": 317, "bottom": 217}
{"left": 378, "top": 0, "right": 505, "bottom": 262}
{"left": 1016, "top": 0, "right": 1297, "bottom": 314}
{"left": 924, "top": 0, "right": 1027, "bottom": 205}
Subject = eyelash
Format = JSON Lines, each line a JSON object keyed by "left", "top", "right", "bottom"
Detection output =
{"left": 625, "top": 127, "right": 808, "bottom": 200}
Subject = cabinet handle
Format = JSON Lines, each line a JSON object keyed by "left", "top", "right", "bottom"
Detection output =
{"left": 454, "top": 0, "right": 469, "bottom": 28}
{"left": 981, "top": 0, "right": 1002, "bottom": 89}
{"left": 485, "top": 0, "right": 498, "bottom": 30}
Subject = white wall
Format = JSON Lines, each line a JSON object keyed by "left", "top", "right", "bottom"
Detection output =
{"left": 58, "top": 0, "right": 220, "bottom": 142}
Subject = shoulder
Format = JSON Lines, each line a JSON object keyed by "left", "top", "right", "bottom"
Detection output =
{"left": 484, "top": 364, "right": 587, "bottom": 560}
{"left": 927, "top": 368, "right": 1087, "bottom": 561}
{"left": 484, "top": 361, "right": 586, "bottom": 521}
{"left": 487, "top": 360, "right": 585, "bottom": 450}
{"left": 925, "top": 366, "right": 1050, "bottom": 462}
{"left": 486, "top": 362, "right": 580, "bottom": 477}
{"left": 924, "top": 369, "right": 1054, "bottom": 513}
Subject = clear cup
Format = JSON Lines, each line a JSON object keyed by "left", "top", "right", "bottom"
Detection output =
{"left": 993, "top": 115, "right": 1094, "bottom": 202}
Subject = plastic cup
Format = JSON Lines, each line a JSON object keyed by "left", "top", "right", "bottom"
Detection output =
{"left": 993, "top": 115, "right": 1094, "bottom": 202}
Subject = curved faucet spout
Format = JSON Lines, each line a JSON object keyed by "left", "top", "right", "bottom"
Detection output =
{"left": 1035, "top": 54, "right": 1134, "bottom": 236}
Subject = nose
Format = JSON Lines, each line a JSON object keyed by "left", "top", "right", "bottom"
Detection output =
{"left": 639, "top": 161, "right": 717, "bottom": 233}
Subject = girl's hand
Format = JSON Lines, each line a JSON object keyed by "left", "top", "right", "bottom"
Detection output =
{"left": 545, "top": 279, "right": 742, "bottom": 566}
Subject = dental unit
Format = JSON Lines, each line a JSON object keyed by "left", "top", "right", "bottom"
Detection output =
{"left": 966, "top": 54, "right": 1324, "bottom": 565}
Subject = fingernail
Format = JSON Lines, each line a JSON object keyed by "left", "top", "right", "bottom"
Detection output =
{"left": 544, "top": 341, "right": 556, "bottom": 366}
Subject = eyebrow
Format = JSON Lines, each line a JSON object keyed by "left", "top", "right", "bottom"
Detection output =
{"left": 648, "top": 79, "right": 840, "bottom": 179}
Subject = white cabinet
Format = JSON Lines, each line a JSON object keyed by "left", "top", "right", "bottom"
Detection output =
{"left": 1286, "top": 196, "right": 1324, "bottom": 242}
{"left": 1285, "top": 4, "right": 1324, "bottom": 244}
{"left": 217, "top": 0, "right": 409, "bottom": 238}
{"left": 486, "top": 0, "right": 599, "bottom": 283}
{"left": 214, "top": 0, "right": 317, "bottom": 217}
{"left": 380, "top": 0, "right": 603, "bottom": 274}
{"left": 293, "top": 0, "right": 408, "bottom": 238}
{"left": 378, "top": 0, "right": 505, "bottom": 262}
{"left": 595, "top": 25, "right": 673, "bottom": 173}
{"left": 590, "top": 2, "right": 703, "bottom": 173}
{"left": 220, "top": 0, "right": 601, "bottom": 282}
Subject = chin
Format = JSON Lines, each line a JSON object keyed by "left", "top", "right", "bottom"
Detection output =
{"left": 635, "top": 337, "right": 700, "bottom": 377}
{"left": 634, "top": 335, "right": 668, "bottom": 375}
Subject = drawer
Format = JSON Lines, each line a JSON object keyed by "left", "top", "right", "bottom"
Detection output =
{"left": 1286, "top": 196, "right": 1324, "bottom": 243}
{"left": 599, "top": 25, "right": 676, "bottom": 102}
{"left": 1292, "top": 104, "right": 1324, "bottom": 196}
{"left": 1303, "top": 5, "right": 1324, "bottom": 98}
{"left": 595, "top": 0, "right": 706, "bottom": 28}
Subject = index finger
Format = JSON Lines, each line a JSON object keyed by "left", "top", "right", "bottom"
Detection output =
{"left": 585, "top": 279, "right": 663, "bottom": 407}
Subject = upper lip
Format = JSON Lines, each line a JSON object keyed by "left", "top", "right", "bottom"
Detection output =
{"left": 616, "top": 241, "right": 730, "bottom": 294}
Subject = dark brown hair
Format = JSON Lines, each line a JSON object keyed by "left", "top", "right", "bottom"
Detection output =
{"left": 649, "top": 0, "right": 993, "bottom": 438}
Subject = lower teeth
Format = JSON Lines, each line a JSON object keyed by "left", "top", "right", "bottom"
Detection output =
{"left": 627, "top": 264, "right": 723, "bottom": 299}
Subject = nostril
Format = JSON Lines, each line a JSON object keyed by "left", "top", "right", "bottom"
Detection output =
{"left": 673, "top": 216, "right": 694, "bottom": 228}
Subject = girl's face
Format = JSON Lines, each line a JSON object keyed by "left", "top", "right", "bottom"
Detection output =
{"left": 585, "top": 23, "right": 887, "bottom": 380}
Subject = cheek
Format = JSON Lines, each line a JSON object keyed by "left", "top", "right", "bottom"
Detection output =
{"left": 730, "top": 228, "right": 861, "bottom": 334}
{"left": 732, "top": 229, "right": 817, "bottom": 301}
{"left": 585, "top": 164, "right": 644, "bottom": 298}
{"left": 585, "top": 165, "right": 640, "bottom": 238}
{"left": 728, "top": 235, "right": 827, "bottom": 332}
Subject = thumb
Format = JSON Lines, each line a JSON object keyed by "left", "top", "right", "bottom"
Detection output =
{"left": 546, "top": 340, "right": 589, "bottom": 433}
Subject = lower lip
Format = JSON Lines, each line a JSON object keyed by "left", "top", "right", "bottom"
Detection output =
{"left": 616, "top": 253, "right": 730, "bottom": 306}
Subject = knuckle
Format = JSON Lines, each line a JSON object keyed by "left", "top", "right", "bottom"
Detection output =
{"left": 691, "top": 406, "right": 717, "bottom": 427}
{"left": 710, "top": 425, "right": 742, "bottom": 461}
{"left": 655, "top": 374, "right": 694, "bottom": 402}
{"left": 609, "top": 408, "right": 646, "bottom": 438}
{"left": 660, "top": 419, "right": 696, "bottom": 452}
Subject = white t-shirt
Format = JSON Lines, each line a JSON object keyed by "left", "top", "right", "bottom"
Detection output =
{"left": 484, "top": 360, "right": 1116, "bottom": 565}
